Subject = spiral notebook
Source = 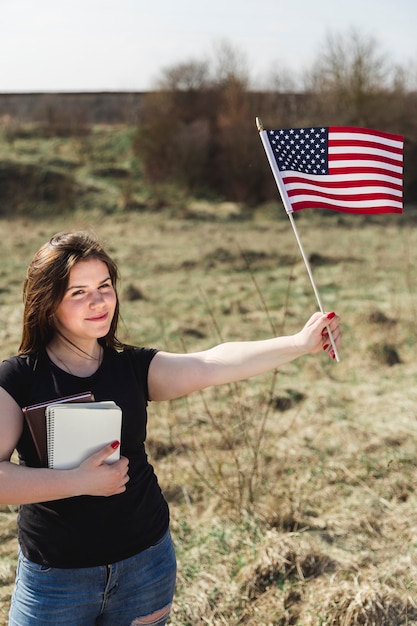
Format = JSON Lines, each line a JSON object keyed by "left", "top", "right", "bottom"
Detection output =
{"left": 45, "top": 401, "right": 122, "bottom": 470}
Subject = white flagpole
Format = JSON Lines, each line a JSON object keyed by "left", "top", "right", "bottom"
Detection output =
{"left": 256, "top": 117, "right": 340, "bottom": 362}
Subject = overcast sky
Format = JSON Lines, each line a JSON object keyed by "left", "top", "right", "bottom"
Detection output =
{"left": 1, "top": 0, "right": 416, "bottom": 92}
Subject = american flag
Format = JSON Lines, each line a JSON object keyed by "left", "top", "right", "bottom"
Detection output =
{"left": 263, "top": 126, "right": 403, "bottom": 214}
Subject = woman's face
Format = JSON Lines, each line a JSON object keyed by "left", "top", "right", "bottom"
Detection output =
{"left": 53, "top": 258, "right": 117, "bottom": 345}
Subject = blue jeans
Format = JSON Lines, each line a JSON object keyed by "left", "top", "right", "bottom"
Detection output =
{"left": 9, "top": 528, "right": 176, "bottom": 626}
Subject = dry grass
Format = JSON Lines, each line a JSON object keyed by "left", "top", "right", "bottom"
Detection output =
{"left": 1, "top": 209, "right": 417, "bottom": 625}
{"left": 1, "top": 125, "right": 417, "bottom": 624}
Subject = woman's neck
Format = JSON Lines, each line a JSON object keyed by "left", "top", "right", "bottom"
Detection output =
{"left": 46, "top": 335, "right": 103, "bottom": 377}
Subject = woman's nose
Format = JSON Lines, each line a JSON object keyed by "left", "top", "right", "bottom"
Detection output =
{"left": 90, "top": 290, "right": 105, "bottom": 306}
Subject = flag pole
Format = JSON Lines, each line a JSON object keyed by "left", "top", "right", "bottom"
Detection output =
{"left": 256, "top": 117, "right": 340, "bottom": 362}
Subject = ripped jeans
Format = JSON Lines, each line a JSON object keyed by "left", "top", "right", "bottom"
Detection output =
{"left": 9, "top": 528, "right": 177, "bottom": 626}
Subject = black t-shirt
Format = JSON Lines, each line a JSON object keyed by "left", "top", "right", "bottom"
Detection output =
{"left": 0, "top": 346, "right": 170, "bottom": 568}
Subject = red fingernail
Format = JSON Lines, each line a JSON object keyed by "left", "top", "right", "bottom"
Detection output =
{"left": 329, "top": 349, "right": 335, "bottom": 359}
{"left": 323, "top": 343, "right": 329, "bottom": 351}
{"left": 111, "top": 441, "right": 120, "bottom": 449}
{"left": 327, "top": 312, "right": 336, "bottom": 320}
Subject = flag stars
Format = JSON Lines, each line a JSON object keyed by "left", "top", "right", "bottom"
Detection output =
{"left": 268, "top": 126, "right": 329, "bottom": 174}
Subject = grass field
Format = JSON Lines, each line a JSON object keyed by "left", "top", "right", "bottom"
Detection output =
{"left": 1, "top": 126, "right": 417, "bottom": 624}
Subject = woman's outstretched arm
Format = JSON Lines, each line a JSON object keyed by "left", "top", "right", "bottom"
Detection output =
{"left": 148, "top": 311, "right": 341, "bottom": 401}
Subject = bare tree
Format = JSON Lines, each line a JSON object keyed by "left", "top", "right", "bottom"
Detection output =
{"left": 211, "top": 39, "right": 250, "bottom": 89}
{"left": 134, "top": 41, "right": 265, "bottom": 203}
{"left": 304, "top": 29, "right": 395, "bottom": 126}
{"left": 156, "top": 60, "right": 210, "bottom": 92}
{"left": 134, "top": 33, "right": 417, "bottom": 205}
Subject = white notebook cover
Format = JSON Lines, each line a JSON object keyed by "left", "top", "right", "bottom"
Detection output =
{"left": 46, "top": 401, "right": 122, "bottom": 470}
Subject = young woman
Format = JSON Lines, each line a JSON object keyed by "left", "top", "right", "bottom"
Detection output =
{"left": 0, "top": 231, "right": 341, "bottom": 625}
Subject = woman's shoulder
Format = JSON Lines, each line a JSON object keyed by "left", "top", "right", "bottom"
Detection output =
{"left": 0, "top": 353, "right": 42, "bottom": 387}
{"left": 0, "top": 352, "right": 37, "bottom": 375}
{"left": 0, "top": 352, "right": 40, "bottom": 406}
{"left": 107, "top": 345, "right": 159, "bottom": 364}
{"left": 105, "top": 345, "right": 159, "bottom": 382}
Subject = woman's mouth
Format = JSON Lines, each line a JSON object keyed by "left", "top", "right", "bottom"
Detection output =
{"left": 86, "top": 312, "right": 108, "bottom": 322}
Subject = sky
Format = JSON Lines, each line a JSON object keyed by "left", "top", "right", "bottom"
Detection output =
{"left": 1, "top": 0, "right": 416, "bottom": 93}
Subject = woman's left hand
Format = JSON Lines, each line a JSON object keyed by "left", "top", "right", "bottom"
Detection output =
{"left": 295, "top": 311, "right": 341, "bottom": 359}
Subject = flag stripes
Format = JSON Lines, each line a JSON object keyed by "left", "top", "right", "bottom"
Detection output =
{"left": 264, "top": 126, "right": 403, "bottom": 214}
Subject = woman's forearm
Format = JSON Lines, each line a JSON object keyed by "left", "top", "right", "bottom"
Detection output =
{"left": 0, "top": 443, "right": 130, "bottom": 505}
{"left": 200, "top": 334, "right": 305, "bottom": 384}
{"left": 0, "top": 461, "right": 80, "bottom": 505}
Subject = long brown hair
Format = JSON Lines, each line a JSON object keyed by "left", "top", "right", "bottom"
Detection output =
{"left": 19, "top": 231, "right": 124, "bottom": 354}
